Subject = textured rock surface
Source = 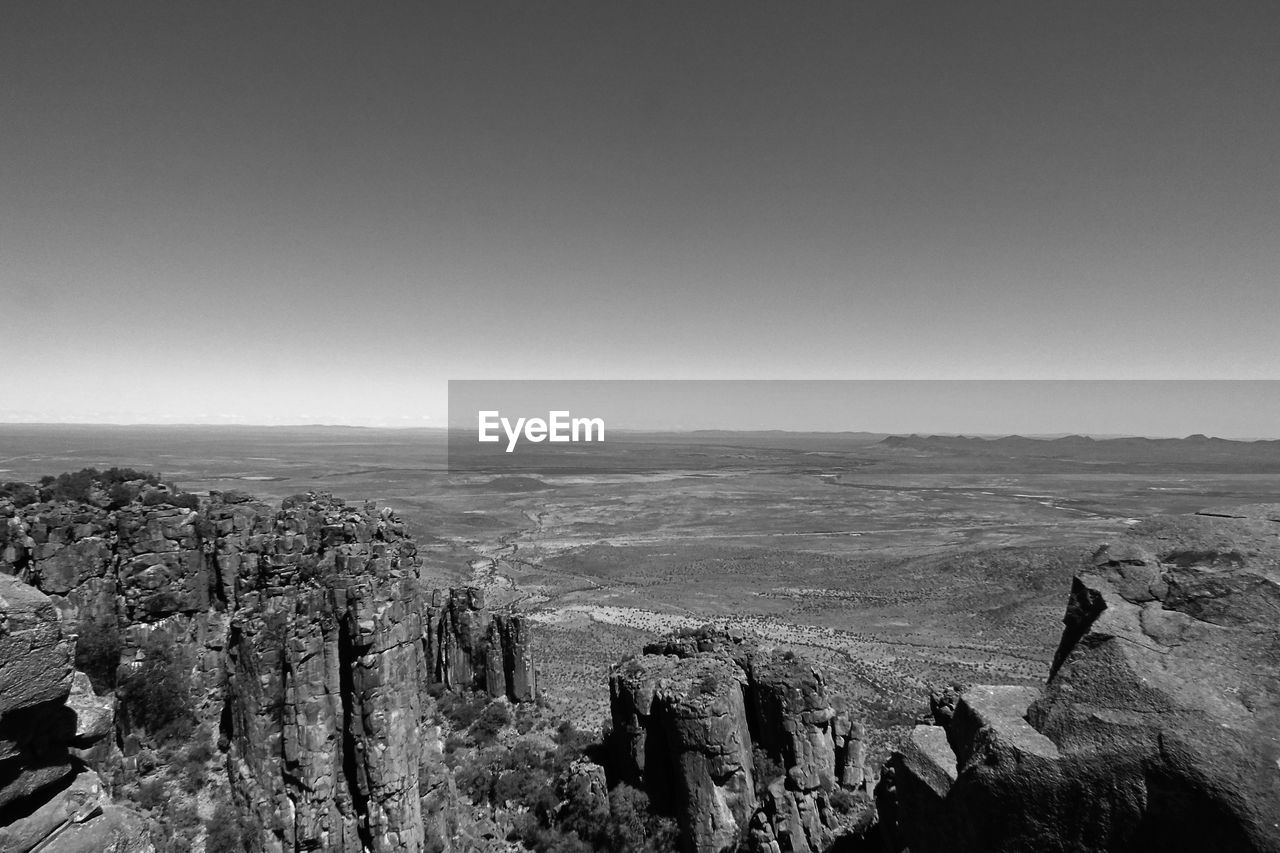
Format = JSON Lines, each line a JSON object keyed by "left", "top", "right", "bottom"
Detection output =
{"left": 425, "top": 586, "right": 535, "bottom": 701}
{"left": 2, "top": 489, "right": 539, "bottom": 853}
{"left": 0, "top": 573, "right": 79, "bottom": 813}
{"left": 0, "top": 572, "right": 151, "bottom": 852}
{"left": 880, "top": 507, "right": 1280, "bottom": 853}
{"left": 609, "top": 628, "right": 873, "bottom": 853}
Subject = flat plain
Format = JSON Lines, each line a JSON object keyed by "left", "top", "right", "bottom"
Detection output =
{"left": 5, "top": 423, "right": 1278, "bottom": 755}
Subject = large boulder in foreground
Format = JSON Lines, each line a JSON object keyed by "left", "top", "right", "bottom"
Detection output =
{"left": 880, "top": 506, "right": 1280, "bottom": 853}
{"left": 0, "top": 572, "right": 152, "bottom": 852}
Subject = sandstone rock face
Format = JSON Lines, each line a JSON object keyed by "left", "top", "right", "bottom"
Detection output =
{"left": 612, "top": 650, "right": 756, "bottom": 853}
{"left": 424, "top": 587, "right": 535, "bottom": 701}
{"left": 216, "top": 493, "right": 534, "bottom": 853}
{"left": 0, "top": 573, "right": 152, "bottom": 853}
{"left": 609, "top": 628, "right": 872, "bottom": 853}
{"left": 0, "top": 572, "right": 78, "bottom": 813}
{"left": 2, "top": 489, "right": 540, "bottom": 853}
{"left": 880, "top": 508, "right": 1280, "bottom": 853}
{"left": 227, "top": 576, "right": 429, "bottom": 853}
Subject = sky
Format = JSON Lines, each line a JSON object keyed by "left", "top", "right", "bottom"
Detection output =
{"left": 4, "top": 3, "right": 1279, "bottom": 430}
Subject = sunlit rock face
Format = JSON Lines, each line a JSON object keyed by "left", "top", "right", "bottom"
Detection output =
{"left": 0, "top": 572, "right": 153, "bottom": 853}
{"left": 608, "top": 627, "right": 874, "bottom": 853}
{"left": 1, "top": 488, "right": 539, "bottom": 853}
{"left": 425, "top": 586, "right": 536, "bottom": 701}
{"left": 879, "top": 506, "right": 1280, "bottom": 853}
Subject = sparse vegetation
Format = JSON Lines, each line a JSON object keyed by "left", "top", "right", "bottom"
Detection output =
{"left": 753, "top": 746, "right": 785, "bottom": 795}
{"left": 0, "top": 481, "right": 38, "bottom": 506}
{"left": 206, "top": 794, "right": 258, "bottom": 853}
{"left": 36, "top": 467, "right": 159, "bottom": 504}
{"left": 471, "top": 699, "right": 513, "bottom": 746}
{"left": 6, "top": 467, "right": 202, "bottom": 509}
{"left": 75, "top": 616, "right": 123, "bottom": 692}
{"left": 430, "top": 687, "right": 676, "bottom": 853}
{"left": 120, "top": 633, "right": 196, "bottom": 741}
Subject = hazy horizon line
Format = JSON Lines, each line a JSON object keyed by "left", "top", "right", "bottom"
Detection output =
{"left": 2, "top": 421, "right": 1277, "bottom": 442}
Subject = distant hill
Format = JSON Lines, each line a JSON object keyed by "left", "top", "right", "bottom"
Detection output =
{"left": 877, "top": 432, "right": 1280, "bottom": 464}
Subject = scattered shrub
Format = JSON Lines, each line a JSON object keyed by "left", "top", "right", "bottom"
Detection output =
{"left": 443, "top": 733, "right": 468, "bottom": 760}
{"left": 435, "top": 690, "right": 487, "bottom": 729}
{"left": 752, "top": 746, "right": 785, "bottom": 795}
{"left": 120, "top": 634, "right": 195, "bottom": 741}
{"left": 471, "top": 701, "right": 512, "bottom": 746}
{"left": 137, "top": 779, "right": 166, "bottom": 812}
{"left": 829, "top": 786, "right": 858, "bottom": 815}
{"left": 75, "top": 617, "right": 123, "bottom": 692}
{"left": 446, "top": 701, "right": 675, "bottom": 853}
{"left": 0, "top": 481, "right": 38, "bottom": 506}
{"left": 37, "top": 467, "right": 161, "bottom": 504}
{"left": 180, "top": 757, "right": 207, "bottom": 793}
{"left": 22, "top": 467, "right": 201, "bottom": 510}
{"left": 108, "top": 481, "right": 140, "bottom": 509}
{"left": 206, "top": 796, "right": 248, "bottom": 853}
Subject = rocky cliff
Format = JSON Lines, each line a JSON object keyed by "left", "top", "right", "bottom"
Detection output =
{"left": 0, "top": 485, "right": 537, "bottom": 853}
{"left": 6, "top": 476, "right": 1280, "bottom": 853}
{"left": 0, "top": 571, "right": 152, "bottom": 852}
{"left": 608, "top": 628, "right": 874, "bottom": 853}
{"left": 877, "top": 505, "right": 1280, "bottom": 853}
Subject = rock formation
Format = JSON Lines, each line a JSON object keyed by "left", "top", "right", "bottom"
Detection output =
{"left": 425, "top": 587, "right": 536, "bottom": 702}
{"left": 608, "top": 627, "right": 873, "bottom": 853}
{"left": 8, "top": 475, "right": 1280, "bottom": 853}
{"left": 0, "top": 571, "right": 153, "bottom": 853}
{"left": 878, "top": 506, "right": 1280, "bottom": 853}
{"left": 1, "top": 486, "right": 538, "bottom": 853}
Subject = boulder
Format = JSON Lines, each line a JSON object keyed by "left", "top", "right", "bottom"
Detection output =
{"left": 881, "top": 508, "right": 1280, "bottom": 853}
{"left": 65, "top": 670, "right": 115, "bottom": 744}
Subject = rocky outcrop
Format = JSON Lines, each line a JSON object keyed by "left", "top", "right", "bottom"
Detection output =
{"left": 227, "top": 575, "right": 429, "bottom": 853}
{"left": 1, "top": 486, "right": 540, "bottom": 853}
{"left": 0, "top": 572, "right": 152, "bottom": 853}
{"left": 213, "top": 493, "right": 536, "bottom": 853}
{"left": 425, "top": 587, "right": 536, "bottom": 702}
{"left": 879, "top": 506, "right": 1280, "bottom": 853}
{"left": 609, "top": 628, "right": 873, "bottom": 853}
{"left": 612, "top": 648, "right": 756, "bottom": 853}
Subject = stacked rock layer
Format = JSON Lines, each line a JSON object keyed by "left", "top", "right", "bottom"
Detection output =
{"left": 878, "top": 506, "right": 1280, "bottom": 853}
{"left": 608, "top": 628, "right": 872, "bottom": 853}
{"left": 0, "top": 490, "right": 536, "bottom": 853}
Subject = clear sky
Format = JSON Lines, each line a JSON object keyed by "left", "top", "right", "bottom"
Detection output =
{"left": 4, "top": 3, "right": 1279, "bottom": 429}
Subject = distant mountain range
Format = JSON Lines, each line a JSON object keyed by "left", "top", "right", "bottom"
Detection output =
{"left": 878, "top": 432, "right": 1280, "bottom": 461}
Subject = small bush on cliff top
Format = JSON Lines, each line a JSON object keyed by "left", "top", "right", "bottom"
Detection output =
{"left": 26, "top": 467, "right": 200, "bottom": 509}
{"left": 0, "top": 481, "right": 38, "bottom": 506}
{"left": 36, "top": 467, "right": 160, "bottom": 504}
